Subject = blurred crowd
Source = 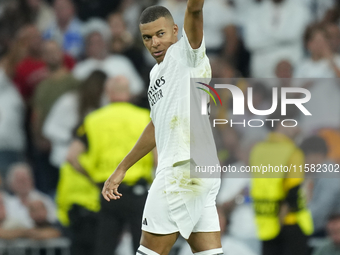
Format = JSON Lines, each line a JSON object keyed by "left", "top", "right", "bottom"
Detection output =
{"left": 1, "top": 0, "right": 340, "bottom": 254}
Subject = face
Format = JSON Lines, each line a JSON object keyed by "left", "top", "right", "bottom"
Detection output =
{"left": 108, "top": 14, "right": 126, "bottom": 37}
{"left": 54, "top": 0, "right": 74, "bottom": 24}
{"left": 328, "top": 218, "right": 340, "bottom": 245}
{"left": 42, "top": 41, "right": 63, "bottom": 70}
{"left": 23, "top": 26, "right": 42, "bottom": 54}
{"left": 308, "top": 31, "right": 329, "bottom": 57}
{"left": 11, "top": 169, "right": 33, "bottom": 196}
{"left": 275, "top": 60, "right": 293, "bottom": 79}
{"left": 140, "top": 17, "right": 178, "bottom": 64}
{"left": 86, "top": 32, "right": 107, "bottom": 59}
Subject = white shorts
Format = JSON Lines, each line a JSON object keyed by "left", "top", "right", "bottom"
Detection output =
{"left": 141, "top": 163, "right": 221, "bottom": 239}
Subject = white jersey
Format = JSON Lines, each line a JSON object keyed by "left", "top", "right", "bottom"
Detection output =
{"left": 148, "top": 29, "right": 219, "bottom": 173}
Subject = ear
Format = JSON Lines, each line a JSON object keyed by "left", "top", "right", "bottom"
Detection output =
{"left": 173, "top": 24, "right": 179, "bottom": 37}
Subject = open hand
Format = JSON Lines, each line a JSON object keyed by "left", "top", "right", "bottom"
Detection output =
{"left": 102, "top": 169, "right": 126, "bottom": 201}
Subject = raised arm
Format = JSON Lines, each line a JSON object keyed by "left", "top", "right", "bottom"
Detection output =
{"left": 184, "top": 0, "right": 204, "bottom": 49}
{"left": 102, "top": 120, "right": 156, "bottom": 201}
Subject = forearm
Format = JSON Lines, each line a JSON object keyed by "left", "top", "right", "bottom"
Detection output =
{"left": 187, "top": 0, "right": 204, "bottom": 13}
{"left": 28, "top": 228, "right": 61, "bottom": 240}
{"left": 0, "top": 229, "right": 28, "bottom": 240}
{"left": 66, "top": 140, "right": 96, "bottom": 185}
{"left": 117, "top": 120, "right": 156, "bottom": 172}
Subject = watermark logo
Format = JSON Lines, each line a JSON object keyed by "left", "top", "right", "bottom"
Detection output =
{"left": 200, "top": 84, "right": 311, "bottom": 116}
{"left": 197, "top": 82, "right": 312, "bottom": 128}
{"left": 196, "top": 82, "right": 223, "bottom": 107}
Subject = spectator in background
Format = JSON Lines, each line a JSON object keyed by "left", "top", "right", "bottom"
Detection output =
{"left": 67, "top": 76, "right": 154, "bottom": 255}
{"left": 72, "top": 28, "right": 144, "bottom": 97}
{"left": 0, "top": 190, "right": 33, "bottom": 240}
{"left": 250, "top": 107, "right": 313, "bottom": 255}
{"left": 275, "top": 60, "right": 294, "bottom": 88}
{"left": 13, "top": 25, "right": 75, "bottom": 104}
{"left": 0, "top": 58, "right": 26, "bottom": 178}
{"left": 300, "top": 136, "right": 340, "bottom": 237}
{"left": 275, "top": 60, "right": 293, "bottom": 79}
{"left": 0, "top": 0, "right": 55, "bottom": 57}
{"left": 6, "top": 163, "right": 57, "bottom": 227}
{"left": 0, "top": 195, "right": 61, "bottom": 240}
{"left": 43, "top": 70, "right": 107, "bottom": 168}
{"left": 43, "top": 0, "right": 84, "bottom": 59}
{"left": 293, "top": 24, "right": 340, "bottom": 136}
{"left": 243, "top": 0, "right": 311, "bottom": 78}
{"left": 26, "top": 199, "right": 61, "bottom": 240}
{"left": 56, "top": 161, "right": 100, "bottom": 255}
{"left": 108, "top": 13, "right": 148, "bottom": 80}
{"left": 31, "top": 40, "right": 80, "bottom": 194}
{"left": 312, "top": 214, "right": 340, "bottom": 255}
{"left": 295, "top": 24, "right": 340, "bottom": 78}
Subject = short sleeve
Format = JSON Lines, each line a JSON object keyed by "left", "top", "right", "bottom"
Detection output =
{"left": 181, "top": 28, "right": 207, "bottom": 68}
{"left": 74, "top": 123, "right": 89, "bottom": 148}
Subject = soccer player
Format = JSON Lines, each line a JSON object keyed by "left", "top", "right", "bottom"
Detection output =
{"left": 102, "top": 1, "right": 223, "bottom": 255}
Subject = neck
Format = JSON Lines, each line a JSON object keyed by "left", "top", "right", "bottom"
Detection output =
{"left": 19, "top": 193, "right": 29, "bottom": 205}
{"left": 93, "top": 52, "right": 108, "bottom": 60}
{"left": 311, "top": 53, "right": 323, "bottom": 61}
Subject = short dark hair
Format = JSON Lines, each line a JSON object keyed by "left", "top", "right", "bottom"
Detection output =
{"left": 139, "top": 6, "right": 173, "bottom": 24}
{"left": 304, "top": 23, "right": 327, "bottom": 47}
{"left": 300, "top": 135, "right": 328, "bottom": 156}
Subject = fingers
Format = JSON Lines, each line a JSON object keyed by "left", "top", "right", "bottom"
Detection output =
{"left": 102, "top": 185, "right": 122, "bottom": 202}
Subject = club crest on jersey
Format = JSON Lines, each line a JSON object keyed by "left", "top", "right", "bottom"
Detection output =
{"left": 148, "top": 76, "right": 166, "bottom": 106}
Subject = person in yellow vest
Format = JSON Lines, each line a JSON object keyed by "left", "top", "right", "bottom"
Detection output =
{"left": 56, "top": 162, "right": 100, "bottom": 255}
{"left": 67, "top": 76, "right": 154, "bottom": 255}
{"left": 250, "top": 107, "right": 313, "bottom": 255}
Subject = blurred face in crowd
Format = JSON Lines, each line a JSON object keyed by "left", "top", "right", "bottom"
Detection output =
{"left": 328, "top": 218, "right": 340, "bottom": 246}
{"left": 140, "top": 17, "right": 178, "bottom": 64}
{"left": 105, "top": 76, "right": 130, "bottom": 103}
{"left": 275, "top": 60, "right": 293, "bottom": 79}
{"left": 307, "top": 30, "right": 329, "bottom": 59}
{"left": 26, "top": 0, "right": 41, "bottom": 10}
{"left": 42, "top": 41, "right": 63, "bottom": 71}
{"left": 54, "top": 0, "right": 75, "bottom": 27}
{"left": 9, "top": 167, "right": 33, "bottom": 197}
{"left": 86, "top": 32, "right": 107, "bottom": 60}
{"left": 108, "top": 13, "right": 126, "bottom": 37}
{"left": 326, "top": 23, "right": 340, "bottom": 54}
{"left": 29, "top": 200, "right": 48, "bottom": 224}
{"left": 18, "top": 25, "right": 42, "bottom": 56}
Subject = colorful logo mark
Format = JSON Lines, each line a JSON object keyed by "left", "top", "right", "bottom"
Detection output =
{"left": 196, "top": 82, "right": 222, "bottom": 106}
